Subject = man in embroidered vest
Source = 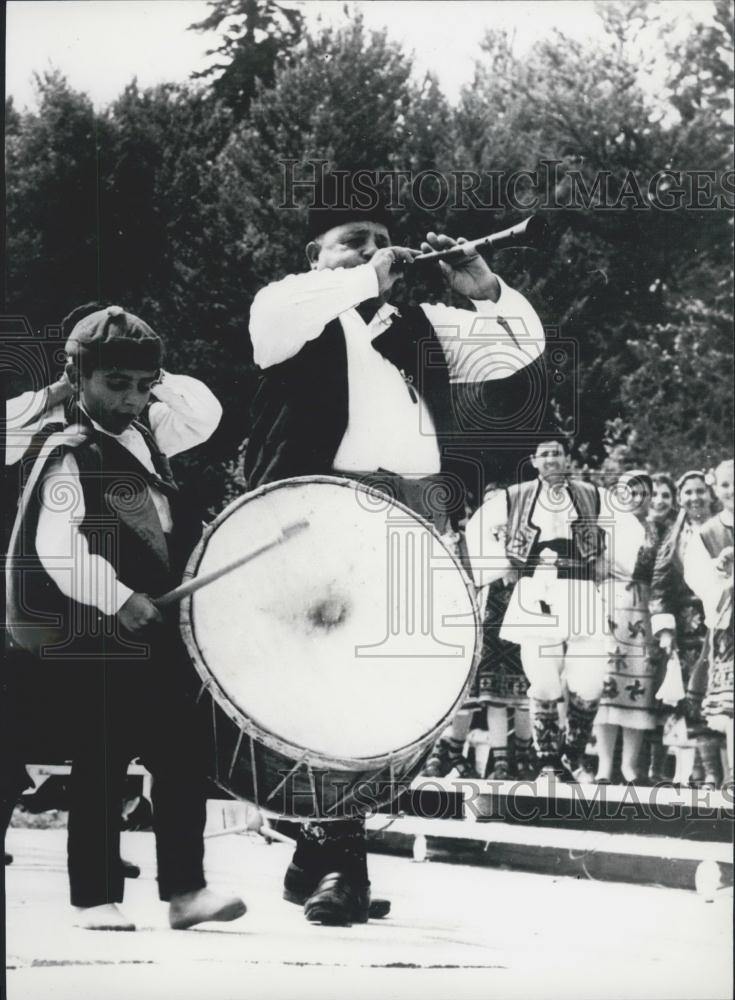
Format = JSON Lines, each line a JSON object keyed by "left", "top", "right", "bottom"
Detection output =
{"left": 3, "top": 305, "right": 246, "bottom": 931}
{"left": 244, "top": 173, "right": 546, "bottom": 924}
{"left": 465, "top": 434, "right": 613, "bottom": 783}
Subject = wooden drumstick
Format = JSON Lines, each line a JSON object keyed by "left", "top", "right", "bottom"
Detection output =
{"left": 154, "top": 518, "right": 309, "bottom": 609}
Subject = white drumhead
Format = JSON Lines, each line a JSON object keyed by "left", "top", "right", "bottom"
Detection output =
{"left": 186, "top": 478, "right": 477, "bottom": 760}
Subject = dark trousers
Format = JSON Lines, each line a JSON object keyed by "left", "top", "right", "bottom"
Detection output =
{"left": 2, "top": 636, "right": 208, "bottom": 907}
{"left": 67, "top": 651, "right": 208, "bottom": 907}
{"left": 290, "top": 469, "right": 452, "bottom": 888}
{"left": 1, "top": 652, "right": 73, "bottom": 836}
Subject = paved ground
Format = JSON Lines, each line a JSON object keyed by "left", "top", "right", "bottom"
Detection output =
{"left": 4, "top": 827, "right": 733, "bottom": 1000}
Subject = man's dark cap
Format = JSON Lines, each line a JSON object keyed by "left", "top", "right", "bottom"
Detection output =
{"left": 65, "top": 305, "right": 163, "bottom": 371}
{"left": 306, "top": 172, "right": 394, "bottom": 242}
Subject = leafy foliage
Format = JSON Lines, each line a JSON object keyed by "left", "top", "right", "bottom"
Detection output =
{"left": 615, "top": 295, "right": 734, "bottom": 472}
{"left": 189, "top": 0, "right": 304, "bottom": 119}
{"left": 4, "top": 2, "right": 733, "bottom": 513}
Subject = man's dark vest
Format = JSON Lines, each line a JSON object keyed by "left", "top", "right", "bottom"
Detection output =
{"left": 243, "top": 305, "right": 453, "bottom": 489}
{"left": 504, "top": 478, "right": 603, "bottom": 576}
{"left": 6, "top": 403, "right": 201, "bottom": 657}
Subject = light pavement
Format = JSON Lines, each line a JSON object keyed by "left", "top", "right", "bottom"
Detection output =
{"left": 4, "top": 827, "right": 733, "bottom": 1000}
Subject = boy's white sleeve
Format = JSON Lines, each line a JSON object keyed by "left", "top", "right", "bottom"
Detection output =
{"left": 5, "top": 390, "right": 65, "bottom": 466}
{"left": 35, "top": 453, "right": 133, "bottom": 615}
{"left": 147, "top": 371, "right": 223, "bottom": 457}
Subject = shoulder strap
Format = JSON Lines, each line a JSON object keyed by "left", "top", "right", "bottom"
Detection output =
{"left": 130, "top": 420, "right": 178, "bottom": 491}
{"left": 6, "top": 423, "right": 93, "bottom": 579}
{"left": 371, "top": 305, "right": 437, "bottom": 377}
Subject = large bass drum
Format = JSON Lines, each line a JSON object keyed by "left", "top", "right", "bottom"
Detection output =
{"left": 181, "top": 476, "right": 479, "bottom": 819}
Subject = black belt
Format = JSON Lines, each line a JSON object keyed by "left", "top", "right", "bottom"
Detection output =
{"left": 520, "top": 561, "right": 593, "bottom": 582}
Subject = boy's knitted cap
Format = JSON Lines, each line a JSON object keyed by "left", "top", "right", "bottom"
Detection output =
{"left": 65, "top": 305, "right": 163, "bottom": 370}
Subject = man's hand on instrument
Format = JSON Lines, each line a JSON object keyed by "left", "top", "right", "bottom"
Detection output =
{"left": 421, "top": 232, "right": 501, "bottom": 302}
{"left": 118, "top": 592, "right": 163, "bottom": 635}
{"left": 370, "top": 246, "right": 420, "bottom": 297}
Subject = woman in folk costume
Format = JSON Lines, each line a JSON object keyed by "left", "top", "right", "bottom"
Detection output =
{"left": 594, "top": 471, "right": 663, "bottom": 784}
{"left": 650, "top": 470, "right": 717, "bottom": 785}
{"left": 682, "top": 459, "right": 734, "bottom": 787}
{"left": 643, "top": 474, "right": 679, "bottom": 783}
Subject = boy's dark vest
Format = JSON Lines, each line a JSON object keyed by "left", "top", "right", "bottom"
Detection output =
{"left": 504, "top": 478, "right": 603, "bottom": 578}
{"left": 6, "top": 403, "right": 201, "bottom": 658}
{"left": 243, "top": 305, "right": 453, "bottom": 488}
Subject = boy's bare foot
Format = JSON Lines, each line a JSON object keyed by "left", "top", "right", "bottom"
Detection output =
{"left": 73, "top": 903, "right": 136, "bottom": 931}
{"left": 169, "top": 888, "right": 246, "bottom": 930}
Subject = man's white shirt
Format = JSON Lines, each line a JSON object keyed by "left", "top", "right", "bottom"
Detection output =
{"left": 249, "top": 263, "right": 545, "bottom": 478}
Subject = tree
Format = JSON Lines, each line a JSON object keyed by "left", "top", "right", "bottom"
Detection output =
{"left": 614, "top": 295, "right": 734, "bottom": 471}
{"left": 5, "top": 3, "right": 731, "bottom": 505}
{"left": 666, "top": 0, "right": 734, "bottom": 126}
{"left": 451, "top": 2, "right": 733, "bottom": 467}
{"left": 214, "top": 9, "right": 467, "bottom": 303}
{"left": 5, "top": 75, "right": 250, "bottom": 510}
{"left": 5, "top": 71, "right": 110, "bottom": 332}
{"left": 100, "top": 81, "right": 256, "bottom": 508}
{"left": 189, "top": 0, "right": 304, "bottom": 118}
{"left": 101, "top": 81, "right": 236, "bottom": 334}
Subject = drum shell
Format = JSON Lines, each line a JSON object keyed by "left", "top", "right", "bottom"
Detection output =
{"left": 181, "top": 476, "right": 480, "bottom": 819}
{"left": 189, "top": 689, "right": 436, "bottom": 818}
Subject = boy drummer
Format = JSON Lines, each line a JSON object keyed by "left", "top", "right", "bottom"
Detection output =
{"left": 4, "top": 305, "right": 246, "bottom": 931}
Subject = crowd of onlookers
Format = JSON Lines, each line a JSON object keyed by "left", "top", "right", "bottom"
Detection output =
{"left": 424, "top": 461, "right": 734, "bottom": 791}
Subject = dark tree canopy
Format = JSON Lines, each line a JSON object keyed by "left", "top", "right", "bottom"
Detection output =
{"left": 189, "top": 0, "right": 304, "bottom": 118}
{"left": 4, "top": 2, "right": 733, "bottom": 512}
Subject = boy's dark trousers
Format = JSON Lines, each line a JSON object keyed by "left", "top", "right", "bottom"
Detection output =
{"left": 67, "top": 632, "right": 208, "bottom": 907}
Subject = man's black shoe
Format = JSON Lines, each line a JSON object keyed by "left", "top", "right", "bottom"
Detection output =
{"left": 303, "top": 872, "right": 370, "bottom": 926}
{"left": 283, "top": 862, "right": 390, "bottom": 918}
{"left": 19, "top": 776, "right": 67, "bottom": 814}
